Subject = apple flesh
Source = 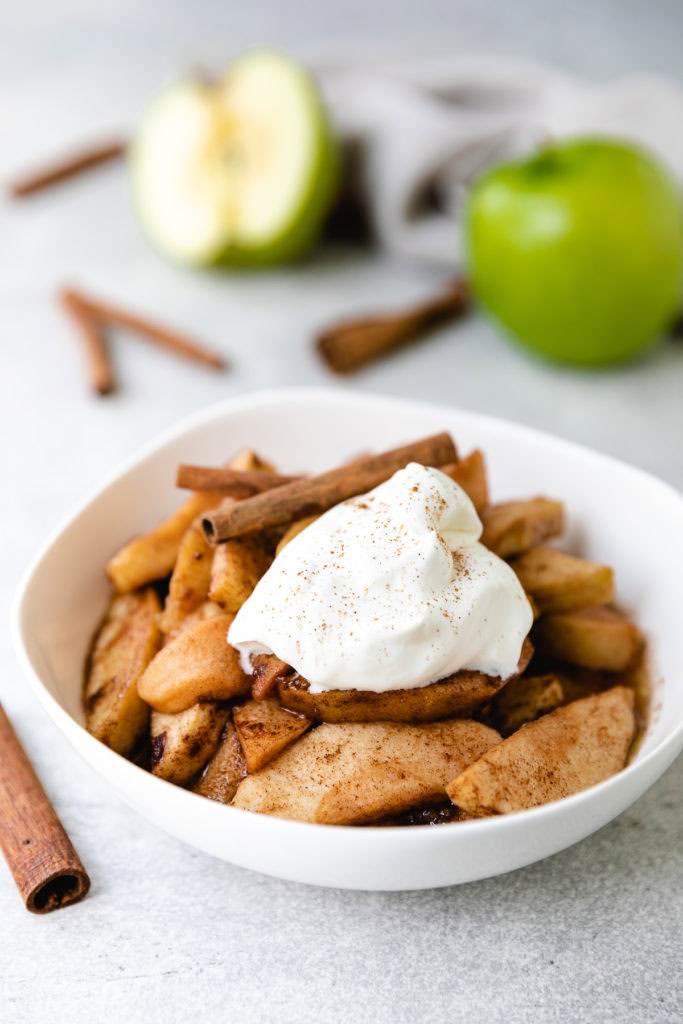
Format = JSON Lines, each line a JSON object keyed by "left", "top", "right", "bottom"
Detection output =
{"left": 130, "top": 51, "right": 339, "bottom": 267}
{"left": 466, "top": 139, "right": 682, "bottom": 365}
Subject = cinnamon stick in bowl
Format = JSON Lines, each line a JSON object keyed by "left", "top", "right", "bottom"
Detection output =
{"left": 176, "top": 465, "right": 300, "bottom": 496}
{"left": 0, "top": 704, "right": 90, "bottom": 913}
{"left": 202, "top": 432, "right": 457, "bottom": 543}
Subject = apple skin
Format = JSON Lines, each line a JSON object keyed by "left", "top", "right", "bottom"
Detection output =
{"left": 465, "top": 139, "right": 683, "bottom": 365}
{"left": 130, "top": 51, "right": 339, "bottom": 269}
{"left": 215, "top": 54, "right": 340, "bottom": 269}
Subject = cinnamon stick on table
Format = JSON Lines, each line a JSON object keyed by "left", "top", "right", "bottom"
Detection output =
{"left": 316, "top": 278, "right": 470, "bottom": 375}
{"left": 176, "top": 465, "right": 300, "bottom": 496}
{"left": 63, "top": 288, "right": 226, "bottom": 371}
{"left": 60, "top": 289, "right": 116, "bottom": 395}
{"left": 202, "top": 432, "right": 457, "bottom": 543}
{"left": 8, "top": 139, "right": 126, "bottom": 198}
{"left": 0, "top": 704, "right": 90, "bottom": 913}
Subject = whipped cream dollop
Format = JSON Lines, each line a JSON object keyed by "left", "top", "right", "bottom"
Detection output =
{"left": 228, "top": 463, "right": 533, "bottom": 693}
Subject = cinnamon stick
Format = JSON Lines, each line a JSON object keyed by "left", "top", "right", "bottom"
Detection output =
{"left": 0, "top": 704, "right": 90, "bottom": 913}
{"left": 9, "top": 139, "right": 126, "bottom": 198}
{"left": 176, "top": 465, "right": 300, "bottom": 495}
{"left": 63, "top": 287, "right": 226, "bottom": 370}
{"left": 202, "top": 432, "right": 457, "bottom": 543}
{"left": 59, "top": 288, "right": 116, "bottom": 395}
{"left": 316, "top": 278, "right": 470, "bottom": 374}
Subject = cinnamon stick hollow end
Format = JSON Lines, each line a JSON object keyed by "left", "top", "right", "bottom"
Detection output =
{"left": 0, "top": 705, "right": 91, "bottom": 914}
{"left": 25, "top": 865, "right": 91, "bottom": 915}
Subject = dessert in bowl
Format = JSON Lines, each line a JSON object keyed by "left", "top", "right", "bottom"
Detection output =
{"left": 13, "top": 389, "right": 683, "bottom": 889}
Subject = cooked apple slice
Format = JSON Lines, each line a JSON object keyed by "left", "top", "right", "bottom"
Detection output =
{"left": 535, "top": 606, "right": 642, "bottom": 671}
{"left": 84, "top": 589, "right": 161, "bottom": 755}
{"left": 108, "top": 449, "right": 271, "bottom": 593}
{"left": 107, "top": 491, "right": 222, "bottom": 593}
{"left": 552, "top": 666, "right": 614, "bottom": 705}
{"left": 193, "top": 720, "right": 247, "bottom": 803}
{"left": 481, "top": 498, "right": 564, "bottom": 558}
{"left": 510, "top": 547, "right": 614, "bottom": 613}
{"left": 130, "top": 51, "right": 338, "bottom": 267}
{"left": 526, "top": 592, "right": 541, "bottom": 619}
{"left": 228, "top": 449, "right": 275, "bottom": 473}
{"left": 440, "top": 450, "right": 488, "bottom": 513}
{"left": 491, "top": 674, "right": 564, "bottom": 735}
{"left": 209, "top": 534, "right": 271, "bottom": 613}
{"left": 137, "top": 614, "right": 249, "bottom": 713}
{"left": 251, "top": 654, "right": 292, "bottom": 700}
{"left": 232, "top": 719, "right": 501, "bottom": 824}
{"left": 275, "top": 514, "right": 319, "bottom": 556}
{"left": 446, "top": 686, "right": 635, "bottom": 815}
{"left": 233, "top": 699, "right": 311, "bottom": 773}
{"left": 150, "top": 702, "right": 228, "bottom": 786}
{"left": 168, "top": 599, "right": 224, "bottom": 638}
{"left": 278, "top": 638, "right": 532, "bottom": 722}
{"left": 158, "top": 517, "right": 214, "bottom": 636}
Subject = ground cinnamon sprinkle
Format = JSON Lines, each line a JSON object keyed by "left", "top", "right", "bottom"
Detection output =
{"left": 228, "top": 463, "right": 532, "bottom": 693}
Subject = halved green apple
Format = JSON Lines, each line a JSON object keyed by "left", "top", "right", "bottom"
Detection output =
{"left": 130, "top": 51, "right": 339, "bottom": 267}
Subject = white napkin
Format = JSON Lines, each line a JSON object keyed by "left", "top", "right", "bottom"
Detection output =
{"left": 319, "top": 56, "right": 683, "bottom": 266}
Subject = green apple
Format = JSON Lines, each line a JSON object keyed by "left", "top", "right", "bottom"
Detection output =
{"left": 466, "top": 139, "right": 682, "bottom": 365}
{"left": 130, "top": 50, "right": 339, "bottom": 267}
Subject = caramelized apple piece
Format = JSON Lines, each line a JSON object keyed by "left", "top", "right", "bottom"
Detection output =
{"left": 209, "top": 533, "right": 271, "bottom": 613}
{"left": 526, "top": 592, "right": 541, "bottom": 619}
{"left": 158, "top": 517, "right": 214, "bottom": 636}
{"left": 193, "top": 720, "right": 246, "bottom": 803}
{"left": 150, "top": 702, "right": 228, "bottom": 785}
{"left": 84, "top": 589, "right": 161, "bottom": 755}
{"left": 106, "top": 449, "right": 270, "bottom": 593}
{"left": 227, "top": 449, "right": 275, "bottom": 473}
{"left": 233, "top": 699, "right": 312, "bottom": 773}
{"left": 232, "top": 719, "right": 501, "bottom": 824}
{"left": 446, "top": 686, "right": 635, "bottom": 815}
{"left": 137, "top": 614, "right": 249, "bottom": 713}
{"left": 481, "top": 498, "right": 564, "bottom": 559}
{"left": 251, "top": 654, "right": 292, "bottom": 700}
{"left": 553, "top": 667, "right": 615, "bottom": 704}
{"left": 278, "top": 639, "right": 533, "bottom": 722}
{"left": 491, "top": 674, "right": 564, "bottom": 736}
{"left": 510, "top": 547, "right": 614, "bottom": 613}
{"left": 167, "top": 599, "right": 224, "bottom": 638}
{"left": 106, "top": 492, "right": 221, "bottom": 593}
{"left": 440, "top": 450, "right": 488, "bottom": 512}
{"left": 275, "top": 515, "right": 319, "bottom": 556}
{"left": 535, "top": 606, "right": 642, "bottom": 671}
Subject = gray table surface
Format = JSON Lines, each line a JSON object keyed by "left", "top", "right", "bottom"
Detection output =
{"left": 2, "top": 3, "right": 682, "bottom": 1022}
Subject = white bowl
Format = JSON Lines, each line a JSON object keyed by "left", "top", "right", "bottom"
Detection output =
{"left": 13, "top": 388, "right": 683, "bottom": 890}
